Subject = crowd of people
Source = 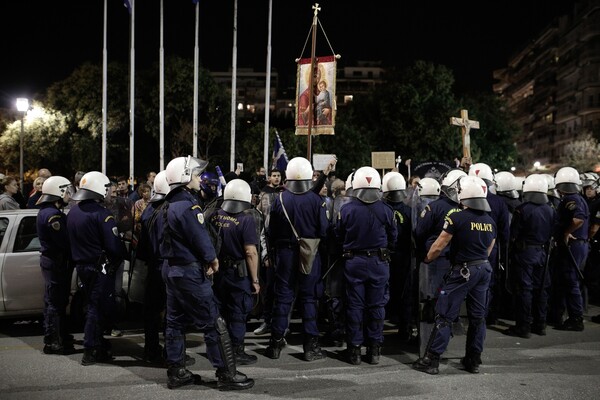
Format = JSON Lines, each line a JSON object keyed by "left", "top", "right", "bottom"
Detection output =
{"left": 1, "top": 154, "right": 599, "bottom": 390}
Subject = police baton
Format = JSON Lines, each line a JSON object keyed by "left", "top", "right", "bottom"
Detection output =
{"left": 565, "top": 243, "right": 585, "bottom": 282}
{"left": 321, "top": 257, "right": 341, "bottom": 281}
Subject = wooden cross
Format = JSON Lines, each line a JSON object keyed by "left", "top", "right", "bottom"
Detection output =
{"left": 450, "top": 109, "right": 480, "bottom": 159}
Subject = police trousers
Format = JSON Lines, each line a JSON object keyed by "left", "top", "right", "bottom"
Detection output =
{"left": 430, "top": 261, "right": 492, "bottom": 356}
{"left": 163, "top": 262, "right": 224, "bottom": 369}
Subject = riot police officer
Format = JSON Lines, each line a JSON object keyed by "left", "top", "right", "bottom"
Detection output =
{"left": 208, "top": 179, "right": 261, "bottom": 365}
{"left": 160, "top": 156, "right": 253, "bottom": 390}
{"left": 67, "top": 171, "right": 128, "bottom": 366}
{"left": 136, "top": 170, "right": 170, "bottom": 363}
{"left": 413, "top": 176, "right": 496, "bottom": 375}
{"left": 36, "top": 176, "right": 73, "bottom": 354}
{"left": 414, "top": 168, "right": 465, "bottom": 356}
{"left": 335, "top": 166, "right": 397, "bottom": 365}
{"left": 504, "top": 174, "right": 556, "bottom": 338}
{"left": 553, "top": 167, "right": 589, "bottom": 331}
{"left": 265, "top": 157, "right": 329, "bottom": 361}
{"left": 469, "top": 162, "right": 510, "bottom": 325}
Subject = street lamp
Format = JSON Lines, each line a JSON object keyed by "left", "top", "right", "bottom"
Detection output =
{"left": 16, "top": 98, "right": 29, "bottom": 191}
{"left": 533, "top": 161, "right": 541, "bottom": 171}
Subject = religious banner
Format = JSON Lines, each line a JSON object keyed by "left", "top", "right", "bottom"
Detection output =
{"left": 295, "top": 55, "right": 336, "bottom": 136}
{"left": 410, "top": 160, "right": 457, "bottom": 180}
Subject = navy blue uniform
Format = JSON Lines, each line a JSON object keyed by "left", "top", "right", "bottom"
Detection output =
{"left": 335, "top": 198, "right": 397, "bottom": 347}
{"left": 137, "top": 201, "right": 167, "bottom": 359}
{"left": 429, "top": 209, "right": 496, "bottom": 357}
{"left": 510, "top": 201, "right": 556, "bottom": 328}
{"left": 268, "top": 189, "right": 329, "bottom": 339}
{"left": 37, "top": 203, "right": 71, "bottom": 348}
{"left": 210, "top": 208, "right": 259, "bottom": 347}
{"left": 554, "top": 193, "right": 589, "bottom": 321}
{"left": 67, "top": 200, "right": 127, "bottom": 351}
{"left": 160, "top": 188, "right": 225, "bottom": 369}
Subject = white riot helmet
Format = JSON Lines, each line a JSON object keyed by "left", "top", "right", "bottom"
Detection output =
{"left": 37, "top": 176, "right": 72, "bottom": 205}
{"left": 150, "top": 171, "right": 170, "bottom": 203}
{"left": 494, "top": 171, "right": 519, "bottom": 199}
{"left": 522, "top": 174, "right": 549, "bottom": 205}
{"left": 222, "top": 179, "right": 252, "bottom": 213}
{"left": 352, "top": 166, "right": 382, "bottom": 203}
{"left": 458, "top": 176, "right": 491, "bottom": 212}
{"left": 285, "top": 157, "right": 313, "bottom": 194}
{"left": 580, "top": 172, "right": 599, "bottom": 189}
{"left": 469, "top": 162, "right": 494, "bottom": 187}
{"left": 441, "top": 169, "right": 467, "bottom": 203}
{"left": 554, "top": 166, "right": 581, "bottom": 194}
{"left": 382, "top": 171, "right": 406, "bottom": 202}
{"left": 542, "top": 173, "right": 560, "bottom": 199}
{"left": 418, "top": 177, "right": 441, "bottom": 199}
{"left": 71, "top": 171, "right": 111, "bottom": 201}
{"left": 165, "top": 156, "right": 209, "bottom": 188}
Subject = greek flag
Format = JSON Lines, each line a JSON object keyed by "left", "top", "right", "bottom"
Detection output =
{"left": 272, "top": 131, "right": 289, "bottom": 173}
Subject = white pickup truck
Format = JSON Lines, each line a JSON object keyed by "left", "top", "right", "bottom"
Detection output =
{"left": 0, "top": 209, "right": 138, "bottom": 321}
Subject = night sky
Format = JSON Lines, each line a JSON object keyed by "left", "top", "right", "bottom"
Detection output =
{"left": 0, "top": 0, "right": 574, "bottom": 110}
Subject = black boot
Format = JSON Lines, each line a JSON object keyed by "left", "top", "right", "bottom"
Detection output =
{"left": 234, "top": 344, "right": 257, "bottom": 365}
{"left": 556, "top": 316, "right": 584, "bottom": 331}
{"left": 531, "top": 322, "right": 547, "bottom": 336}
{"left": 81, "top": 348, "right": 113, "bottom": 366}
{"left": 303, "top": 335, "right": 327, "bottom": 361}
{"left": 504, "top": 323, "right": 531, "bottom": 339}
{"left": 366, "top": 343, "right": 381, "bottom": 365}
{"left": 346, "top": 345, "right": 361, "bottom": 365}
{"left": 167, "top": 366, "right": 201, "bottom": 389}
{"left": 460, "top": 352, "right": 481, "bottom": 374}
{"left": 144, "top": 344, "right": 165, "bottom": 364}
{"left": 216, "top": 368, "right": 255, "bottom": 391}
{"left": 412, "top": 352, "right": 440, "bottom": 375}
{"left": 265, "top": 337, "right": 286, "bottom": 359}
{"left": 43, "top": 342, "right": 64, "bottom": 355}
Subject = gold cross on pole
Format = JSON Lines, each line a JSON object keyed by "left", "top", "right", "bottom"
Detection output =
{"left": 450, "top": 109, "right": 480, "bottom": 159}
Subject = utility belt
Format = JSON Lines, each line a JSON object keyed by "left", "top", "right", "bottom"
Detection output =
{"left": 343, "top": 248, "right": 390, "bottom": 262}
{"left": 514, "top": 242, "right": 545, "bottom": 251}
{"left": 220, "top": 256, "right": 248, "bottom": 278}
{"left": 451, "top": 259, "right": 488, "bottom": 281}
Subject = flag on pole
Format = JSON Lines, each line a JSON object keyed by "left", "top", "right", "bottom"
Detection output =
{"left": 272, "top": 131, "right": 289, "bottom": 173}
{"left": 123, "top": 0, "right": 132, "bottom": 14}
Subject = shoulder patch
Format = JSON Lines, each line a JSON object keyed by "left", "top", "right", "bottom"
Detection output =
{"left": 51, "top": 221, "right": 61, "bottom": 231}
{"left": 104, "top": 215, "right": 115, "bottom": 223}
{"left": 443, "top": 220, "right": 449, "bottom": 230}
{"left": 112, "top": 227, "right": 119, "bottom": 237}
{"left": 197, "top": 213, "right": 205, "bottom": 225}
{"left": 566, "top": 201, "right": 576, "bottom": 211}
{"left": 191, "top": 205, "right": 202, "bottom": 210}
{"left": 420, "top": 208, "right": 427, "bottom": 218}
{"left": 48, "top": 215, "right": 61, "bottom": 222}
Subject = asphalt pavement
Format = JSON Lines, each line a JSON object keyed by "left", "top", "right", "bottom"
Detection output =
{"left": 1, "top": 304, "right": 599, "bottom": 400}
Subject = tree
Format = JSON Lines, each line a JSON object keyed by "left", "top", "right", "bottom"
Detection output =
{"left": 561, "top": 133, "right": 600, "bottom": 171}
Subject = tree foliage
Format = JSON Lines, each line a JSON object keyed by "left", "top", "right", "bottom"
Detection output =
{"left": 561, "top": 133, "right": 600, "bottom": 171}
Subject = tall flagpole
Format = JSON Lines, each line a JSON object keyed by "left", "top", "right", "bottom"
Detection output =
{"left": 193, "top": 1, "right": 199, "bottom": 158}
{"left": 159, "top": 0, "right": 165, "bottom": 170}
{"left": 102, "top": 0, "right": 107, "bottom": 174}
{"left": 230, "top": 0, "right": 238, "bottom": 172}
{"left": 307, "top": 3, "right": 320, "bottom": 162}
{"left": 129, "top": 0, "right": 136, "bottom": 191}
{"left": 263, "top": 0, "right": 273, "bottom": 171}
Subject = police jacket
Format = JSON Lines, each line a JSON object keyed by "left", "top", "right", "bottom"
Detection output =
{"left": 160, "top": 187, "right": 216, "bottom": 265}
{"left": 67, "top": 199, "right": 127, "bottom": 266}
{"left": 37, "top": 203, "right": 70, "bottom": 262}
